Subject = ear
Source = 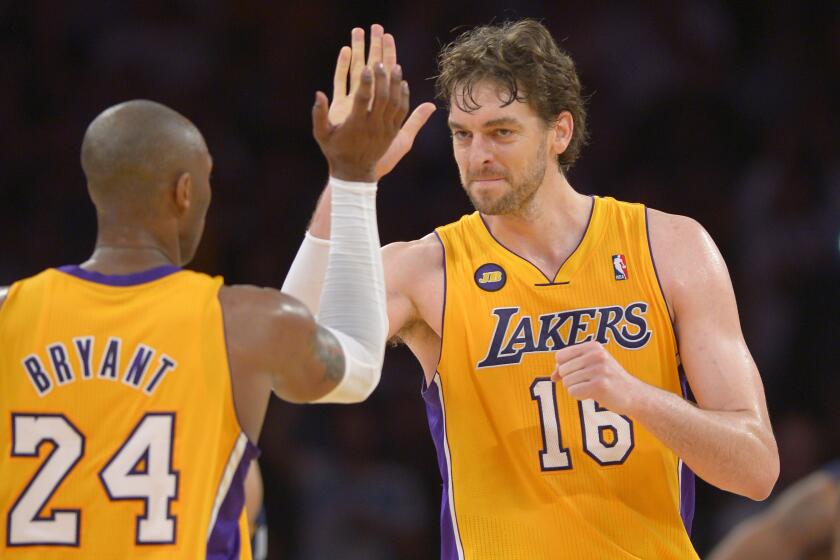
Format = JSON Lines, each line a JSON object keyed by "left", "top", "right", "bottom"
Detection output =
{"left": 550, "top": 111, "right": 574, "bottom": 157}
{"left": 174, "top": 172, "right": 192, "bottom": 216}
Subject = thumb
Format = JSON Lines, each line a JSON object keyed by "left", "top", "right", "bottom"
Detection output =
{"left": 399, "top": 102, "right": 436, "bottom": 143}
{"left": 312, "top": 91, "right": 331, "bottom": 142}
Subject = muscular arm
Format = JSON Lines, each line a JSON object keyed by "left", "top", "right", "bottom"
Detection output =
{"left": 220, "top": 285, "right": 346, "bottom": 441}
{"left": 221, "top": 285, "right": 345, "bottom": 400}
{"left": 708, "top": 471, "right": 839, "bottom": 560}
{"left": 634, "top": 211, "right": 779, "bottom": 499}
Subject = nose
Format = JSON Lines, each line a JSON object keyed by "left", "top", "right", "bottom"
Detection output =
{"left": 467, "top": 134, "right": 493, "bottom": 170}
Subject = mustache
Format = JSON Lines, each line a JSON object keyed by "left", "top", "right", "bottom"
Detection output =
{"left": 466, "top": 168, "right": 508, "bottom": 183}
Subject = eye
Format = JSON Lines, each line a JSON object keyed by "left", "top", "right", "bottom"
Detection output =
{"left": 451, "top": 130, "right": 471, "bottom": 141}
{"left": 494, "top": 128, "right": 513, "bottom": 137}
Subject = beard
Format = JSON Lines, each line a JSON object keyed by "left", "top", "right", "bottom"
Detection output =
{"left": 461, "top": 139, "right": 548, "bottom": 216}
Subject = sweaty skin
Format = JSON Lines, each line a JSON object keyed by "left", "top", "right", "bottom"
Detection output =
{"left": 2, "top": 60, "right": 409, "bottom": 445}
{"left": 308, "top": 26, "right": 778, "bottom": 502}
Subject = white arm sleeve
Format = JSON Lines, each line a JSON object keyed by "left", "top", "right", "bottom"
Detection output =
{"left": 311, "top": 177, "right": 388, "bottom": 403}
{"left": 281, "top": 232, "right": 330, "bottom": 315}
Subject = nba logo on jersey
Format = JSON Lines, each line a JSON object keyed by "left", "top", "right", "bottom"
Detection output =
{"left": 613, "top": 254, "right": 628, "bottom": 280}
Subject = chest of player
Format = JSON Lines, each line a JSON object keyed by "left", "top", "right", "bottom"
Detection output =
{"left": 445, "top": 247, "right": 668, "bottom": 370}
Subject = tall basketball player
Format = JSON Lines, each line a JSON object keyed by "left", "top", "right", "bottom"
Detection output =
{"left": 0, "top": 58, "right": 410, "bottom": 557}
{"left": 283, "top": 22, "right": 780, "bottom": 559}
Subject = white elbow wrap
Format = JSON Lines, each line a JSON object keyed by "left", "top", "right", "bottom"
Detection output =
{"left": 311, "top": 327, "right": 383, "bottom": 403}
{"left": 281, "top": 232, "right": 330, "bottom": 315}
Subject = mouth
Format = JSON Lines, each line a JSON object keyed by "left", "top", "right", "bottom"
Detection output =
{"left": 471, "top": 178, "right": 506, "bottom": 186}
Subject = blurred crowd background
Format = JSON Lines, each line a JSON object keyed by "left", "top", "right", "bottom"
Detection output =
{"left": 2, "top": 1, "right": 839, "bottom": 557}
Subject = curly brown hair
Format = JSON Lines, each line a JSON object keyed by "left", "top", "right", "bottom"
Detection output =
{"left": 435, "top": 19, "right": 589, "bottom": 174}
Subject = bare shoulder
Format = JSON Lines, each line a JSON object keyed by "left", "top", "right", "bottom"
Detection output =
{"left": 646, "top": 209, "right": 721, "bottom": 262}
{"left": 219, "top": 284, "right": 313, "bottom": 345}
{"left": 646, "top": 209, "right": 731, "bottom": 310}
{"left": 382, "top": 232, "right": 444, "bottom": 277}
{"left": 382, "top": 232, "right": 444, "bottom": 307}
{"left": 382, "top": 232, "right": 446, "bottom": 342}
{"left": 219, "top": 284, "right": 344, "bottom": 403}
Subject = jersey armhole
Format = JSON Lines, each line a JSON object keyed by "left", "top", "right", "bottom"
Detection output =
{"left": 432, "top": 231, "right": 449, "bottom": 378}
{"left": 644, "top": 207, "right": 680, "bottom": 356}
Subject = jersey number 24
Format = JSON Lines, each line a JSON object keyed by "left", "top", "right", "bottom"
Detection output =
{"left": 7, "top": 413, "right": 178, "bottom": 547}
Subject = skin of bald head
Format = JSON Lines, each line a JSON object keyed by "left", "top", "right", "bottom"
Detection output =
{"left": 81, "top": 99, "right": 212, "bottom": 266}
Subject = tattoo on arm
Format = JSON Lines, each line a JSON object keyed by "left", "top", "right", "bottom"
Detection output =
{"left": 313, "top": 325, "right": 346, "bottom": 383}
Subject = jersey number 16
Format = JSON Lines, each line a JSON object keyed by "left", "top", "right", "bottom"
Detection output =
{"left": 531, "top": 377, "right": 634, "bottom": 470}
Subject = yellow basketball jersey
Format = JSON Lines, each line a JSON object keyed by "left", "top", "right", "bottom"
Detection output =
{"left": 427, "top": 196, "right": 698, "bottom": 559}
{"left": 0, "top": 265, "right": 255, "bottom": 559}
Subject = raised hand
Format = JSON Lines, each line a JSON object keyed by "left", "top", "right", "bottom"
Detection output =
{"left": 329, "top": 25, "right": 435, "bottom": 180}
{"left": 313, "top": 62, "right": 410, "bottom": 183}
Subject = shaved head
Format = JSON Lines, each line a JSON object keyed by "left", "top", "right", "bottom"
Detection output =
{"left": 82, "top": 100, "right": 206, "bottom": 200}
{"left": 81, "top": 100, "right": 213, "bottom": 265}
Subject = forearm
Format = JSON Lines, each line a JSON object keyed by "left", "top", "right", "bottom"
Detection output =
{"left": 627, "top": 382, "right": 778, "bottom": 500}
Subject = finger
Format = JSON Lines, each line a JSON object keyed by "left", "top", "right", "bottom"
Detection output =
{"left": 367, "top": 24, "right": 384, "bottom": 67}
{"left": 554, "top": 342, "right": 589, "bottom": 364}
{"left": 398, "top": 102, "right": 436, "bottom": 142}
{"left": 393, "top": 80, "right": 410, "bottom": 129}
{"left": 349, "top": 27, "right": 365, "bottom": 92}
{"left": 383, "top": 33, "right": 397, "bottom": 74}
{"left": 384, "top": 65, "right": 403, "bottom": 122}
{"left": 553, "top": 354, "right": 590, "bottom": 379}
{"left": 565, "top": 382, "right": 596, "bottom": 402}
{"left": 369, "top": 62, "right": 389, "bottom": 117}
{"left": 559, "top": 370, "right": 591, "bottom": 390}
{"left": 312, "top": 91, "right": 331, "bottom": 142}
{"left": 351, "top": 66, "right": 374, "bottom": 116}
{"left": 332, "top": 46, "right": 352, "bottom": 100}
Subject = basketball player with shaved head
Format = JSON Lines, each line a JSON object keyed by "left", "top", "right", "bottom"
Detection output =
{"left": 0, "top": 58, "right": 411, "bottom": 557}
{"left": 284, "top": 22, "right": 780, "bottom": 558}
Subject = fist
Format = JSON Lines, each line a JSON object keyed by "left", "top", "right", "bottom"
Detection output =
{"left": 551, "top": 340, "right": 641, "bottom": 414}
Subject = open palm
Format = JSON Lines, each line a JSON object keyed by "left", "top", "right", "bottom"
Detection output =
{"left": 329, "top": 25, "right": 435, "bottom": 180}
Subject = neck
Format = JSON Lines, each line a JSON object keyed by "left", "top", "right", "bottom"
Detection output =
{"left": 81, "top": 227, "right": 180, "bottom": 275}
{"left": 481, "top": 171, "right": 592, "bottom": 278}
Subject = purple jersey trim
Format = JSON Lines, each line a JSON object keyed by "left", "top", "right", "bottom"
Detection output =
{"left": 206, "top": 440, "right": 259, "bottom": 560}
{"left": 679, "top": 371, "right": 696, "bottom": 534}
{"left": 422, "top": 376, "right": 461, "bottom": 560}
{"left": 680, "top": 461, "right": 696, "bottom": 535}
{"left": 477, "top": 195, "right": 595, "bottom": 284}
{"left": 432, "top": 232, "right": 447, "bottom": 372}
{"left": 56, "top": 265, "right": 181, "bottom": 286}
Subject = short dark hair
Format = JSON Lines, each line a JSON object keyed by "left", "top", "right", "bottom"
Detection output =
{"left": 435, "top": 19, "right": 589, "bottom": 173}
